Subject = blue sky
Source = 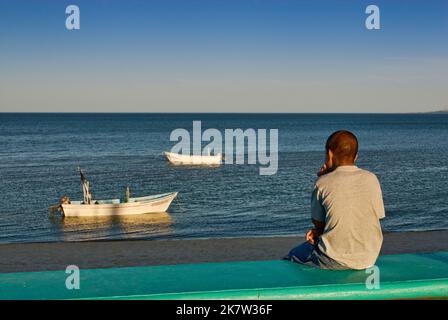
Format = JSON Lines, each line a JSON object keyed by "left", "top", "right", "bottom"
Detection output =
{"left": 0, "top": 0, "right": 447, "bottom": 112}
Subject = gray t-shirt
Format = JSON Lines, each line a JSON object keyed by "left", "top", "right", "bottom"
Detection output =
{"left": 311, "top": 165, "right": 385, "bottom": 270}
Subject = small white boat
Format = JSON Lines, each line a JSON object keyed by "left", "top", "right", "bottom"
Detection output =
{"left": 50, "top": 169, "right": 178, "bottom": 217}
{"left": 164, "top": 151, "right": 222, "bottom": 166}
{"left": 61, "top": 192, "right": 178, "bottom": 217}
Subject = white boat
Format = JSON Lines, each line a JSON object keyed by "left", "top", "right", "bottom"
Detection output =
{"left": 164, "top": 151, "right": 222, "bottom": 166}
{"left": 61, "top": 192, "right": 178, "bottom": 217}
{"left": 50, "top": 169, "right": 178, "bottom": 217}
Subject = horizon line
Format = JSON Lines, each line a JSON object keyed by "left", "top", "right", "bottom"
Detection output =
{"left": 0, "top": 111, "right": 446, "bottom": 115}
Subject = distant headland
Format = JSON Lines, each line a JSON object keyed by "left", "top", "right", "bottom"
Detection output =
{"left": 426, "top": 109, "right": 448, "bottom": 114}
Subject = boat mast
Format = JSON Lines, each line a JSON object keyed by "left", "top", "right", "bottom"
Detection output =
{"left": 79, "top": 168, "right": 92, "bottom": 204}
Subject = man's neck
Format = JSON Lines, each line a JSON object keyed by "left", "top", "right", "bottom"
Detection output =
{"left": 333, "top": 162, "right": 355, "bottom": 169}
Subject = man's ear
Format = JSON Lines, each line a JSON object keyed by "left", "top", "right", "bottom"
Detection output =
{"left": 327, "top": 149, "right": 334, "bottom": 165}
{"left": 354, "top": 153, "right": 358, "bottom": 162}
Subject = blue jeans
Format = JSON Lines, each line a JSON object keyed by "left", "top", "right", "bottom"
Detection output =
{"left": 285, "top": 241, "right": 349, "bottom": 270}
{"left": 284, "top": 241, "right": 321, "bottom": 267}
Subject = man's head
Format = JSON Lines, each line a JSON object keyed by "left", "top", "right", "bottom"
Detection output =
{"left": 325, "top": 130, "right": 358, "bottom": 167}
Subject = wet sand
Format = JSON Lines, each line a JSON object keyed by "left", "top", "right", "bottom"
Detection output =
{"left": 1, "top": 230, "right": 447, "bottom": 273}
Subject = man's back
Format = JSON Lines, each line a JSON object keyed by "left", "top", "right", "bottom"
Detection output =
{"left": 312, "top": 165, "right": 385, "bottom": 269}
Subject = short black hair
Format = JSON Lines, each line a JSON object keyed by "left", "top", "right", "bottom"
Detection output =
{"left": 325, "top": 130, "right": 358, "bottom": 162}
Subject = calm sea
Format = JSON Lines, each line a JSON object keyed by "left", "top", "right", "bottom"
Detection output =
{"left": 0, "top": 113, "right": 447, "bottom": 243}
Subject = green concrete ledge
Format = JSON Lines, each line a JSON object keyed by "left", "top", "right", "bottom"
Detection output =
{"left": 1, "top": 252, "right": 447, "bottom": 300}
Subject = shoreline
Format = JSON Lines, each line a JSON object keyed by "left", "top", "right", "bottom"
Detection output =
{"left": 3, "top": 228, "right": 448, "bottom": 245}
{"left": 1, "top": 230, "right": 447, "bottom": 273}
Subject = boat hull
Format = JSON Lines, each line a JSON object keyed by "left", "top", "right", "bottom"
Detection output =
{"left": 61, "top": 192, "right": 178, "bottom": 217}
{"left": 164, "top": 151, "right": 221, "bottom": 165}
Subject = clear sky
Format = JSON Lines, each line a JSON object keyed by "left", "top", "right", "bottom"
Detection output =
{"left": 0, "top": 0, "right": 447, "bottom": 112}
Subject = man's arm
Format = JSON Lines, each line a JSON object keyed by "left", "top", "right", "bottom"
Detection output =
{"left": 312, "top": 218, "right": 325, "bottom": 233}
{"left": 308, "top": 185, "right": 326, "bottom": 245}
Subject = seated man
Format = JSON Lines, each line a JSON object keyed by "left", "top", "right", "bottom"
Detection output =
{"left": 285, "top": 130, "right": 385, "bottom": 270}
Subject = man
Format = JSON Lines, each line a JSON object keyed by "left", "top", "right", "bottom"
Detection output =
{"left": 285, "top": 130, "right": 385, "bottom": 270}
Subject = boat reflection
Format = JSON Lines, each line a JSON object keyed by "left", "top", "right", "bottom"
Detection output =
{"left": 50, "top": 212, "right": 174, "bottom": 241}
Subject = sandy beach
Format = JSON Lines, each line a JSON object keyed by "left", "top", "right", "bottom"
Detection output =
{"left": 1, "top": 230, "right": 447, "bottom": 273}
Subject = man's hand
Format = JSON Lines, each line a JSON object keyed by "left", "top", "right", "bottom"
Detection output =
{"left": 317, "top": 152, "right": 334, "bottom": 177}
{"left": 317, "top": 163, "right": 328, "bottom": 176}
{"left": 306, "top": 228, "right": 323, "bottom": 245}
{"left": 317, "top": 163, "right": 333, "bottom": 177}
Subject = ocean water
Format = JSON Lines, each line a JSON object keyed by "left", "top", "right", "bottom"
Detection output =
{"left": 0, "top": 113, "right": 447, "bottom": 244}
